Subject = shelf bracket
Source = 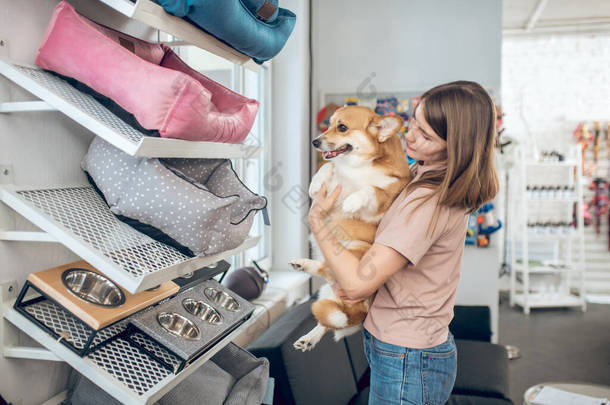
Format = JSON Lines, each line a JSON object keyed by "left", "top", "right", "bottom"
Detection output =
{"left": 1, "top": 282, "right": 63, "bottom": 362}
{"left": 0, "top": 165, "right": 16, "bottom": 243}
{"left": 0, "top": 101, "right": 56, "bottom": 113}
{"left": 0, "top": 231, "right": 57, "bottom": 242}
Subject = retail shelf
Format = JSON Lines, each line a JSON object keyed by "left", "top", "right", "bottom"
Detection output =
{"left": 525, "top": 233, "right": 578, "bottom": 241}
{"left": 526, "top": 196, "right": 577, "bottom": 202}
{"left": 525, "top": 160, "right": 578, "bottom": 167}
{"left": 514, "top": 264, "right": 582, "bottom": 274}
{"left": 0, "top": 231, "right": 57, "bottom": 242}
{"left": 0, "top": 59, "right": 261, "bottom": 159}
{"left": 91, "top": 0, "right": 259, "bottom": 71}
{"left": 512, "top": 293, "right": 585, "bottom": 309}
{"left": 2, "top": 299, "right": 256, "bottom": 405}
{"left": 3, "top": 346, "right": 62, "bottom": 362}
{"left": 41, "top": 391, "right": 68, "bottom": 405}
{"left": 0, "top": 184, "right": 260, "bottom": 293}
{"left": 0, "top": 101, "right": 55, "bottom": 113}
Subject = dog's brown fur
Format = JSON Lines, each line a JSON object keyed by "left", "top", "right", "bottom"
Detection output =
{"left": 289, "top": 106, "right": 411, "bottom": 351}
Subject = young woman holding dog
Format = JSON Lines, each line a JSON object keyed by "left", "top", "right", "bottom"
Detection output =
{"left": 309, "top": 81, "right": 499, "bottom": 405}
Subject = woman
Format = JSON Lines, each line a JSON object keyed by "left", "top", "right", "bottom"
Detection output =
{"left": 308, "top": 81, "right": 499, "bottom": 405}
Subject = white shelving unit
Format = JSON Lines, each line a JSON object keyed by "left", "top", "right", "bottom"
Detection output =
{"left": 0, "top": 183, "right": 260, "bottom": 293}
{"left": 0, "top": 2, "right": 267, "bottom": 403}
{"left": 1, "top": 279, "right": 258, "bottom": 405}
{"left": 0, "top": 59, "right": 261, "bottom": 159}
{"left": 509, "top": 145, "right": 587, "bottom": 314}
{"left": 91, "top": 0, "right": 261, "bottom": 72}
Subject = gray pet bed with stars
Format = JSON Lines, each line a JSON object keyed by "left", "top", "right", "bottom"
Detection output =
{"left": 82, "top": 137, "right": 267, "bottom": 256}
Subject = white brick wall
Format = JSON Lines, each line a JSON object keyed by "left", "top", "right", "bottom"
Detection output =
{"left": 502, "top": 33, "right": 610, "bottom": 295}
{"left": 502, "top": 34, "right": 610, "bottom": 154}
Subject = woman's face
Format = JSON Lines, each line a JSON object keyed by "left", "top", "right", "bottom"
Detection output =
{"left": 404, "top": 103, "right": 447, "bottom": 165}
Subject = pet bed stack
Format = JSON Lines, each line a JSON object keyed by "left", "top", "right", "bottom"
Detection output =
{"left": 83, "top": 137, "right": 267, "bottom": 257}
{"left": 36, "top": 1, "right": 260, "bottom": 143}
{"left": 155, "top": 0, "right": 297, "bottom": 64}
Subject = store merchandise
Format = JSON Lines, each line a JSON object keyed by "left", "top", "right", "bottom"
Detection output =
{"left": 222, "top": 261, "right": 269, "bottom": 300}
{"left": 588, "top": 178, "right": 609, "bottom": 236}
{"left": 13, "top": 260, "right": 178, "bottom": 355}
{"left": 69, "top": 342, "right": 269, "bottom": 405}
{"left": 465, "top": 203, "right": 502, "bottom": 247}
{"left": 155, "top": 0, "right": 296, "bottom": 63}
{"left": 129, "top": 280, "right": 254, "bottom": 372}
{"left": 82, "top": 138, "right": 267, "bottom": 256}
{"left": 36, "top": 1, "right": 260, "bottom": 143}
{"left": 537, "top": 150, "right": 565, "bottom": 162}
{"left": 526, "top": 185, "right": 575, "bottom": 199}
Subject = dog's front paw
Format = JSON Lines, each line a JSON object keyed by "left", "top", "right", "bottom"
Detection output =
{"left": 308, "top": 179, "right": 323, "bottom": 199}
{"left": 288, "top": 258, "right": 306, "bottom": 271}
{"left": 342, "top": 192, "right": 366, "bottom": 213}
{"left": 309, "top": 164, "right": 334, "bottom": 198}
{"left": 293, "top": 336, "right": 316, "bottom": 352}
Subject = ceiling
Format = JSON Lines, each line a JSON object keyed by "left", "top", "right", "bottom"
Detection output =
{"left": 503, "top": 0, "right": 610, "bottom": 35}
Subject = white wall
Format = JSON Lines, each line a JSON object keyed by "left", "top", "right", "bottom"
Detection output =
{"left": 312, "top": 0, "right": 502, "bottom": 100}
{"left": 502, "top": 33, "right": 610, "bottom": 154}
{"left": 269, "top": 0, "right": 311, "bottom": 270}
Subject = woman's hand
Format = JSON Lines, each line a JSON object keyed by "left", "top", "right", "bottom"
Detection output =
{"left": 331, "top": 283, "right": 362, "bottom": 305}
{"left": 308, "top": 182, "right": 342, "bottom": 234}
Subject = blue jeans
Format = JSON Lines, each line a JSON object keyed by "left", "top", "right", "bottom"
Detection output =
{"left": 363, "top": 328, "right": 457, "bottom": 405}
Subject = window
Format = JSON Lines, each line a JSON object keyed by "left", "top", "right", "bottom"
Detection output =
{"left": 174, "top": 46, "right": 272, "bottom": 270}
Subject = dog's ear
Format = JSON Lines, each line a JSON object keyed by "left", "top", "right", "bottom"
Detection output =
{"left": 367, "top": 115, "right": 403, "bottom": 142}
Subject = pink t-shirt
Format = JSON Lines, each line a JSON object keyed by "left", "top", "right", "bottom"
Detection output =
{"left": 363, "top": 163, "right": 468, "bottom": 349}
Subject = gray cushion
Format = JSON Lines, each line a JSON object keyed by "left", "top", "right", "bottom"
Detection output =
{"left": 82, "top": 138, "right": 266, "bottom": 255}
{"left": 248, "top": 299, "right": 358, "bottom": 405}
{"left": 453, "top": 340, "right": 510, "bottom": 399}
{"left": 446, "top": 394, "right": 514, "bottom": 405}
{"left": 345, "top": 330, "right": 368, "bottom": 383}
{"left": 69, "top": 343, "right": 269, "bottom": 405}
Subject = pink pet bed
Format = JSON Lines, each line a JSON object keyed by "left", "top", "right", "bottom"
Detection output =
{"left": 36, "top": 1, "right": 259, "bottom": 143}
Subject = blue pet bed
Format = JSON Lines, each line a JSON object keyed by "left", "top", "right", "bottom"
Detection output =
{"left": 156, "top": 0, "right": 296, "bottom": 63}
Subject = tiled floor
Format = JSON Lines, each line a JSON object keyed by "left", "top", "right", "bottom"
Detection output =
{"left": 498, "top": 292, "right": 610, "bottom": 404}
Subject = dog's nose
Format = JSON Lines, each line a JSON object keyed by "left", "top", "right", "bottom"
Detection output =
{"left": 312, "top": 139, "right": 321, "bottom": 148}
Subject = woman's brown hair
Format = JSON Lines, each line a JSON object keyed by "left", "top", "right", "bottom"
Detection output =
{"left": 406, "top": 81, "right": 499, "bottom": 231}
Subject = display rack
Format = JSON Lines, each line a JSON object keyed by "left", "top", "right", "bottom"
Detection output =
{"left": 509, "top": 145, "right": 587, "bottom": 314}
{"left": 0, "top": 184, "right": 259, "bottom": 293}
{"left": 90, "top": 0, "right": 260, "bottom": 71}
{"left": 1, "top": 1, "right": 268, "bottom": 402}
{"left": 1, "top": 280, "right": 257, "bottom": 405}
{"left": 0, "top": 59, "right": 261, "bottom": 159}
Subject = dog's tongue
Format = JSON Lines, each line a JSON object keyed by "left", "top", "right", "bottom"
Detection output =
{"left": 323, "top": 151, "right": 335, "bottom": 159}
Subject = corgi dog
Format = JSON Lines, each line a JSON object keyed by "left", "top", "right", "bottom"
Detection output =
{"left": 289, "top": 106, "right": 411, "bottom": 351}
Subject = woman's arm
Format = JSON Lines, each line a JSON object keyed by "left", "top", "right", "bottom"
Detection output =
{"left": 309, "top": 183, "right": 409, "bottom": 300}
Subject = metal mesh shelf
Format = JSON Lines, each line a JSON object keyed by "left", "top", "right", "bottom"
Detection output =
{"left": 0, "top": 184, "right": 260, "bottom": 293}
{"left": 0, "top": 59, "right": 261, "bottom": 159}
{"left": 18, "top": 293, "right": 129, "bottom": 354}
{"left": 24, "top": 299, "right": 91, "bottom": 350}
{"left": 88, "top": 0, "right": 259, "bottom": 71}
{"left": 4, "top": 302, "right": 255, "bottom": 405}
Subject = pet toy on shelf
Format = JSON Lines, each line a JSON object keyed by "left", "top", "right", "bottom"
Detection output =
{"left": 588, "top": 178, "right": 609, "bottom": 236}
{"left": 593, "top": 121, "right": 601, "bottom": 163}
{"left": 465, "top": 203, "right": 502, "bottom": 247}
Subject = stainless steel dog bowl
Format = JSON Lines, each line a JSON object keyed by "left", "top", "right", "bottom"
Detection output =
{"left": 61, "top": 268, "right": 125, "bottom": 307}
{"left": 157, "top": 312, "right": 201, "bottom": 340}
{"left": 182, "top": 299, "right": 223, "bottom": 325}
{"left": 204, "top": 287, "right": 240, "bottom": 311}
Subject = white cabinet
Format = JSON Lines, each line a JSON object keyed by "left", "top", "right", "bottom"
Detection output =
{"left": 508, "top": 145, "right": 586, "bottom": 314}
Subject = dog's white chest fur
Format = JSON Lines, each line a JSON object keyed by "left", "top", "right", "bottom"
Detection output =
{"left": 310, "top": 161, "right": 396, "bottom": 223}
{"left": 332, "top": 161, "right": 395, "bottom": 192}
